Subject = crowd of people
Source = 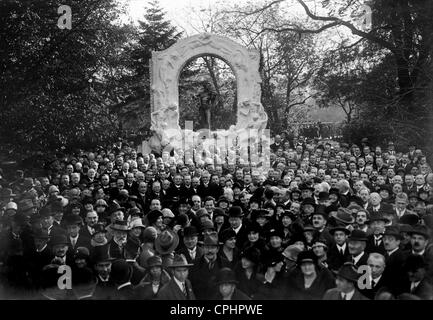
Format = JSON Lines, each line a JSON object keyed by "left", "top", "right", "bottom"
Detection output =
{"left": 1, "top": 133, "right": 433, "bottom": 300}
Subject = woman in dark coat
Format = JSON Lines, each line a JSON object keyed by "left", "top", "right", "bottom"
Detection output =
{"left": 218, "top": 229, "right": 240, "bottom": 269}
{"left": 254, "top": 251, "right": 288, "bottom": 300}
{"left": 286, "top": 250, "right": 335, "bottom": 300}
{"left": 234, "top": 247, "right": 264, "bottom": 299}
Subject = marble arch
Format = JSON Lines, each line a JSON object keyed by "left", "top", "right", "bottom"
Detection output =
{"left": 149, "top": 33, "right": 268, "bottom": 152}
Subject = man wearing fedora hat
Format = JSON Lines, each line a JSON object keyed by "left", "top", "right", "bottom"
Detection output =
{"left": 407, "top": 225, "right": 433, "bottom": 284}
{"left": 49, "top": 233, "right": 73, "bottom": 266}
{"left": 382, "top": 226, "right": 409, "bottom": 295}
{"left": 323, "top": 262, "right": 368, "bottom": 300}
{"left": 26, "top": 228, "right": 52, "bottom": 290}
{"left": 108, "top": 219, "right": 129, "bottom": 259}
{"left": 327, "top": 227, "right": 351, "bottom": 272}
{"left": 190, "top": 231, "right": 223, "bottom": 300}
{"left": 212, "top": 267, "right": 250, "bottom": 300}
{"left": 348, "top": 230, "right": 369, "bottom": 269}
{"left": 157, "top": 254, "right": 196, "bottom": 300}
{"left": 155, "top": 229, "right": 179, "bottom": 269}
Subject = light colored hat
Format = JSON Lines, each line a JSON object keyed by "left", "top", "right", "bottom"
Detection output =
{"left": 5, "top": 202, "right": 18, "bottom": 211}
{"left": 129, "top": 217, "right": 146, "bottom": 229}
{"left": 162, "top": 208, "right": 175, "bottom": 219}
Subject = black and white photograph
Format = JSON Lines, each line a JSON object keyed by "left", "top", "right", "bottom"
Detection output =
{"left": 1, "top": 0, "right": 433, "bottom": 305}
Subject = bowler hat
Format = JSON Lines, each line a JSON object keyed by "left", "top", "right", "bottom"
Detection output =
{"left": 368, "top": 213, "right": 389, "bottom": 224}
{"left": 169, "top": 254, "right": 193, "bottom": 268}
{"left": 49, "top": 234, "right": 69, "bottom": 247}
{"left": 155, "top": 229, "right": 179, "bottom": 255}
{"left": 335, "top": 262, "right": 359, "bottom": 283}
{"left": 329, "top": 226, "right": 351, "bottom": 236}
{"left": 398, "top": 224, "right": 413, "bottom": 234}
{"left": 200, "top": 231, "right": 221, "bottom": 246}
{"left": 146, "top": 255, "right": 163, "bottom": 268}
{"left": 383, "top": 226, "right": 403, "bottom": 240}
{"left": 216, "top": 268, "right": 238, "bottom": 285}
{"left": 296, "top": 250, "right": 317, "bottom": 265}
{"left": 301, "top": 197, "right": 316, "bottom": 207}
{"left": 110, "top": 259, "right": 133, "bottom": 284}
{"left": 74, "top": 247, "right": 90, "bottom": 260}
{"left": 348, "top": 229, "right": 368, "bottom": 242}
{"left": 407, "top": 225, "right": 430, "bottom": 239}
{"left": 228, "top": 206, "right": 244, "bottom": 218}
{"left": 64, "top": 215, "right": 83, "bottom": 226}
{"left": 398, "top": 214, "right": 420, "bottom": 226}
{"left": 91, "top": 246, "right": 115, "bottom": 264}
{"left": 111, "top": 220, "right": 129, "bottom": 232}
{"left": 183, "top": 226, "right": 199, "bottom": 238}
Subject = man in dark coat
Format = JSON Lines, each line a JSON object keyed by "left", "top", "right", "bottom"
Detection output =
{"left": 92, "top": 246, "right": 116, "bottom": 300}
{"left": 176, "top": 226, "right": 204, "bottom": 264}
{"left": 402, "top": 254, "right": 433, "bottom": 300}
{"left": 65, "top": 215, "right": 91, "bottom": 252}
{"left": 327, "top": 227, "right": 351, "bottom": 272}
{"left": 189, "top": 231, "right": 223, "bottom": 300}
{"left": 157, "top": 254, "right": 196, "bottom": 300}
{"left": 228, "top": 206, "right": 249, "bottom": 248}
{"left": 365, "top": 214, "right": 388, "bottom": 256}
{"left": 107, "top": 220, "right": 129, "bottom": 259}
{"left": 348, "top": 230, "right": 369, "bottom": 269}
{"left": 110, "top": 259, "right": 137, "bottom": 300}
{"left": 323, "top": 262, "right": 369, "bottom": 300}
{"left": 382, "top": 226, "right": 409, "bottom": 296}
